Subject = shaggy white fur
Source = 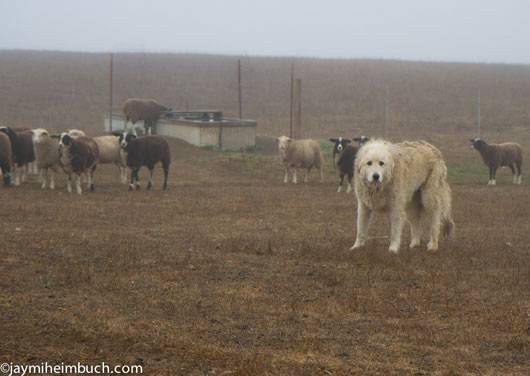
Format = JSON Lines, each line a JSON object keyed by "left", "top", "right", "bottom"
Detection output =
{"left": 351, "top": 140, "right": 455, "bottom": 253}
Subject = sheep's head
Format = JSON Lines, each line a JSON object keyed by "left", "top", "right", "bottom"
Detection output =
{"left": 31, "top": 128, "right": 50, "bottom": 143}
{"left": 353, "top": 136, "right": 370, "bottom": 145}
{"left": 118, "top": 132, "right": 137, "bottom": 150}
{"left": 67, "top": 129, "right": 86, "bottom": 138}
{"left": 330, "top": 137, "right": 351, "bottom": 154}
{"left": 470, "top": 138, "right": 486, "bottom": 150}
{"left": 277, "top": 136, "right": 292, "bottom": 159}
{"left": 59, "top": 133, "right": 73, "bottom": 147}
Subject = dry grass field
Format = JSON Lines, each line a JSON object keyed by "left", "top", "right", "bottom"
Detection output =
{"left": 0, "top": 51, "right": 529, "bottom": 375}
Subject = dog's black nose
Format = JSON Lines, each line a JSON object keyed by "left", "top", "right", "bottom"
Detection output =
{"left": 373, "top": 173, "right": 380, "bottom": 181}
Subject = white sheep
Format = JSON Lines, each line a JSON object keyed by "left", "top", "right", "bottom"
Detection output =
{"left": 277, "top": 136, "right": 324, "bottom": 184}
{"left": 32, "top": 128, "right": 61, "bottom": 189}
{"left": 94, "top": 135, "right": 128, "bottom": 184}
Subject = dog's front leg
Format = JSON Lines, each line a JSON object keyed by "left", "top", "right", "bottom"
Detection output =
{"left": 351, "top": 201, "right": 372, "bottom": 250}
{"left": 389, "top": 206, "right": 405, "bottom": 253}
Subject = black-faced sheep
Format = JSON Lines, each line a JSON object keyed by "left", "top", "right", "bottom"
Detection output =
{"left": 329, "top": 137, "right": 360, "bottom": 193}
{"left": 32, "top": 128, "right": 61, "bottom": 189}
{"left": 59, "top": 133, "right": 99, "bottom": 194}
{"left": 470, "top": 138, "right": 523, "bottom": 185}
{"left": 0, "top": 127, "right": 35, "bottom": 185}
{"left": 0, "top": 132, "right": 13, "bottom": 186}
{"left": 94, "top": 135, "right": 127, "bottom": 184}
{"left": 277, "top": 136, "right": 323, "bottom": 184}
{"left": 122, "top": 98, "right": 172, "bottom": 135}
{"left": 118, "top": 133, "right": 170, "bottom": 191}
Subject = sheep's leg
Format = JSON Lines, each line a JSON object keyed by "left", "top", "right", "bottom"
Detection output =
{"left": 337, "top": 173, "right": 344, "bottom": 192}
{"left": 49, "top": 170, "right": 55, "bottom": 190}
{"left": 304, "top": 167, "right": 311, "bottom": 183}
{"left": 129, "top": 169, "right": 136, "bottom": 191}
{"left": 319, "top": 165, "right": 324, "bottom": 183}
{"left": 21, "top": 165, "right": 28, "bottom": 183}
{"left": 76, "top": 175, "right": 82, "bottom": 195}
{"left": 66, "top": 174, "right": 72, "bottom": 193}
{"left": 516, "top": 162, "right": 522, "bottom": 184}
{"left": 283, "top": 166, "right": 289, "bottom": 184}
{"left": 351, "top": 201, "right": 372, "bottom": 250}
{"left": 13, "top": 165, "right": 20, "bottom": 186}
{"left": 147, "top": 168, "right": 154, "bottom": 190}
{"left": 346, "top": 173, "right": 353, "bottom": 193}
{"left": 119, "top": 165, "right": 127, "bottom": 184}
{"left": 509, "top": 164, "right": 517, "bottom": 184}
{"left": 292, "top": 169, "right": 297, "bottom": 184}
{"left": 41, "top": 168, "right": 47, "bottom": 189}
{"left": 491, "top": 168, "right": 497, "bottom": 186}
{"left": 162, "top": 163, "right": 169, "bottom": 190}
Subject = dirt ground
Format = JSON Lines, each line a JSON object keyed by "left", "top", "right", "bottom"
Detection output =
{"left": 0, "top": 137, "right": 528, "bottom": 375}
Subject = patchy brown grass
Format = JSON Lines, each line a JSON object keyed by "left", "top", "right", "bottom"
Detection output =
{"left": 0, "top": 51, "right": 529, "bottom": 375}
{"left": 0, "top": 136, "right": 529, "bottom": 375}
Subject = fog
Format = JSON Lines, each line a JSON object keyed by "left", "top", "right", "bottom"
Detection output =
{"left": 1, "top": 0, "right": 529, "bottom": 63}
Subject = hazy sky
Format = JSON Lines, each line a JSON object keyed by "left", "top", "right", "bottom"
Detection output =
{"left": 1, "top": 0, "right": 529, "bottom": 63}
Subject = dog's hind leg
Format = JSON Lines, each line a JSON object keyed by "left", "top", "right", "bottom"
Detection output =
{"left": 422, "top": 189, "right": 442, "bottom": 251}
{"left": 407, "top": 197, "right": 422, "bottom": 249}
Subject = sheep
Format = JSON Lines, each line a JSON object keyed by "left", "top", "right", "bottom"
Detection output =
{"left": 122, "top": 98, "right": 172, "bottom": 135}
{"left": 0, "top": 132, "right": 13, "bottom": 186}
{"left": 353, "top": 136, "right": 370, "bottom": 145}
{"left": 329, "top": 137, "right": 360, "bottom": 193}
{"left": 0, "top": 127, "right": 35, "bottom": 185}
{"left": 277, "top": 136, "right": 324, "bottom": 184}
{"left": 67, "top": 129, "right": 86, "bottom": 138}
{"left": 32, "top": 128, "right": 61, "bottom": 189}
{"left": 118, "top": 132, "right": 170, "bottom": 191}
{"left": 94, "top": 135, "right": 127, "bottom": 184}
{"left": 59, "top": 133, "right": 99, "bottom": 194}
{"left": 470, "top": 138, "right": 523, "bottom": 185}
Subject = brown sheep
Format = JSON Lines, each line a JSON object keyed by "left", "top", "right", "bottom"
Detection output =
{"left": 0, "top": 132, "right": 13, "bottom": 186}
{"left": 0, "top": 127, "right": 35, "bottom": 185}
{"left": 470, "top": 138, "right": 523, "bottom": 185}
{"left": 118, "top": 132, "right": 170, "bottom": 191}
{"left": 122, "top": 98, "right": 172, "bottom": 135}
{"left": 59, "top": 133, "right": 99, "bottom": 194}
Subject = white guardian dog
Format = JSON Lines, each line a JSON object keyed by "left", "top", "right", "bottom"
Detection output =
{"left": 351, "top": 140, "right": 455, "bottom": 253}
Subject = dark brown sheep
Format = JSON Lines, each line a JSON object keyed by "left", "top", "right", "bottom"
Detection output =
{"left": 118, "top": 133, "right": 170, "bottom": 191}
{"left": 0, "top": 132, "right": 13, "bottom": 186}
{"left": 0, "top": 127, "right": 35, "bottom": 185}
{"left": 470, "top": 138, "right": 523, "bottom": 185}
{"left": 59, "top": 133, "right": 99, "bottom": 194}
{"left": 122, "top": 98, "right": 172, "bottom": 135}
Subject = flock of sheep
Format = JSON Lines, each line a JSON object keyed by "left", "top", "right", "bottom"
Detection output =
{"left": 0, "top": 99, "right": 173, "bottom": 194}
{"left": 0, "top": 96, "right": 525, "bottom": 252}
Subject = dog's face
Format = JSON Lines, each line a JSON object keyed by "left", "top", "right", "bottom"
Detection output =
{"left": 357, "top": 143, "right": 393, "bottom": 186}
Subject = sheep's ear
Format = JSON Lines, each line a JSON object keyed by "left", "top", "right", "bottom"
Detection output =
{"left": 329, "top": 138, "right": 338, "bottom": 142}
{"left": 111, "top": 132, "right": 122, "bottom": 137}
{"left": 287, "top": 138, "right": 292, "bottom": 143}
{"left": 50, "top": 134, "right": 61, "bottom": 139}
{"left": 344, "top": 138, "right": 352, "bottom": 143}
